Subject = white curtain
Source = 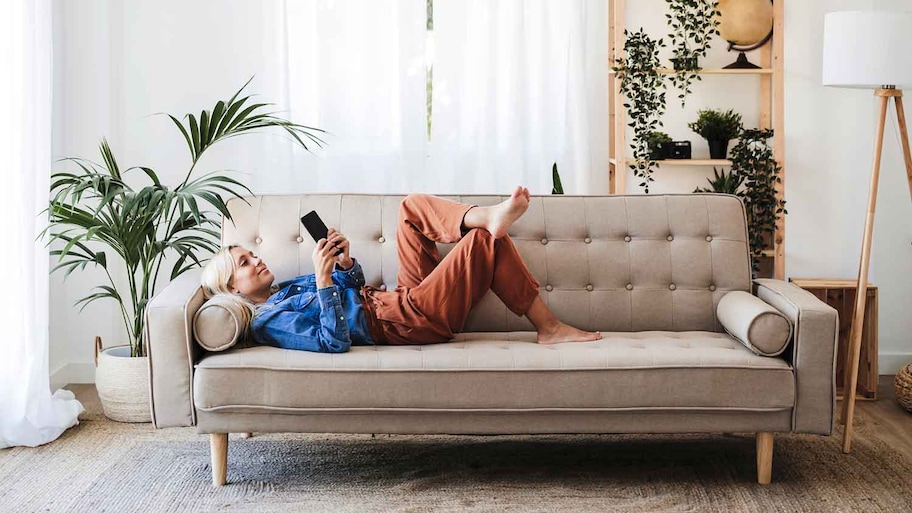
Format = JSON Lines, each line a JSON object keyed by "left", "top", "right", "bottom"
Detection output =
{"left": 273, "top": 0, "right": 428, "bottom": 194}
{"left": 429, "top": 0, "right": 608, "bottom": 195}
{"left": 0, "top": 0, "right": 84, "bottom": 449}
{"left": 277, "top": 0, "right": 607, "bottom": 195}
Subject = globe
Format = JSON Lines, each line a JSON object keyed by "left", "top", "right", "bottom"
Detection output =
{"left": 716, "top": 0, "right": 774, "bottom": 48}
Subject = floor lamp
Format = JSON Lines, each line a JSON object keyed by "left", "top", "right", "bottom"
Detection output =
{"left": 822, "top": 11, "right": 912, "bottom": 454}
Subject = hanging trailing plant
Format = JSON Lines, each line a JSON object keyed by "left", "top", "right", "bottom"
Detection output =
{"left": 665, "top": 0, "right": 721, "bottom": 108}
{"left": 729, "top": 128, "right": 787, "bottom": 277}
{"left": 611, "top": 28, "right": 667, "bottom": 194}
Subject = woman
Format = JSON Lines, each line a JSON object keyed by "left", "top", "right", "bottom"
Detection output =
{"left": 200, "top": 187, "right": 601, "bottom": 353}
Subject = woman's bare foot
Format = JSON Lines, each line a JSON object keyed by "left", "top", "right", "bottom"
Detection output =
{"left": 488, "top": 186, "right": 530, "bottom": 239}
{"left": 537, "top": 322, "right": 602, "bottom": 344}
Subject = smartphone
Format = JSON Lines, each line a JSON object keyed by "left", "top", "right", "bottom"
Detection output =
{"left": 300, "top": 210, "right": 344, "bottom": 256}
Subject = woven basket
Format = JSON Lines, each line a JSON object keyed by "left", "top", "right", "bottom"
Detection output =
{"left": 894, "top": 363, "right": 912, "bottom": 413}
{"left": 95, "top": 337, "right": 152, "bottom": 423}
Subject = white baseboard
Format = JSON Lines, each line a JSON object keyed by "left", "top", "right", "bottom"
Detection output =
{"left": 880, "top": 353, "right": 912, "bottom": 376}
{"left": 50, "top": 362, "right": 96, "bottom": 391}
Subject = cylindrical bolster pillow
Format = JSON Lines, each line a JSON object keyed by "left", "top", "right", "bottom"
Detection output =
{"left": 717, "top": 291, "right": 794, "bottom": 356}
{"left": 192, "top": 295, "right": 245, "bottom": 352}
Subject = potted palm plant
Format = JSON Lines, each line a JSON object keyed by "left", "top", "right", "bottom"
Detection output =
{"left": 688, "top": 108, "right": 743, "bottom": 159}
{"left": 40, "top": 78, "right": 325, "bottom": 422}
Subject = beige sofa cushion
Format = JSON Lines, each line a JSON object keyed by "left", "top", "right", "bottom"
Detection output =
{"left": 716, "top": 291, "right": 793, "bottom": 356}
{"left": 192, "top": 295, "right": 246, "bottom": 352}
{"left": 193, "top": 332, "right": 795, "bottom": 413}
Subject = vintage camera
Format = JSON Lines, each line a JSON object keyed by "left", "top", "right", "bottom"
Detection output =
{"left": 662, "top": 141, "right": 692, "bottom": 160}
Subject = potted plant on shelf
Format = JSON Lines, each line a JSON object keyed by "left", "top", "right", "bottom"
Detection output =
{"left": 612, "top": 28, "right": 667, "bottom": 194}
{"left": 645, "top": 131, "right": 672, "bottom": 160}
{"left": 688, "top": 108, "right": 743, "bottom": 159}
{"left": 666, "top": 0, "right": 721, "bottom": 107}
{"left": 729, "top": 128, "right": 787, "bottom": 277}
{"left": 692, "top": 166, "right": 745, "bottom": 195}
{"left": 40, "top": 78, "right": 325, "bottom": 422}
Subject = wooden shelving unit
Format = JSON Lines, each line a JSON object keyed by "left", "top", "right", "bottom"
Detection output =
{"left": 608, "top": 0, "right": 786, "bottom": 280}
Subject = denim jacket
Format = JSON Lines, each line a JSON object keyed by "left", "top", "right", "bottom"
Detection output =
{"left": 250, "top": 258, "right": 375, "bottom": 353}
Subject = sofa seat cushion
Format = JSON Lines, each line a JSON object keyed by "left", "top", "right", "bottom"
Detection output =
{"left": 193, "top": 331, "right": 794, "bottom": 414}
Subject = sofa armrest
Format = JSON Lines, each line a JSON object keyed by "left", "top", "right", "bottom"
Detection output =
{"left": 145, "top": 270, "right": 206, "bottom": 428}
{"left": 753, "top": 278, "right": 839, "bottom": 435}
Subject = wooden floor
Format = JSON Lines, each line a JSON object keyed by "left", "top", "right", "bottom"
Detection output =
{"left": 847, "top": 375, "right": 912, "bottom": 459}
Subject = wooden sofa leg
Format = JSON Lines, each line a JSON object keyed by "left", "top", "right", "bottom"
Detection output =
{"left": 210, "top": 433, "right": 228, "bottom": 486}
{"left": 756, "top": 432, "right": 774, "bottom": 485}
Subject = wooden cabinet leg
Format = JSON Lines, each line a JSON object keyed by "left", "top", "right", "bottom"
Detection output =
{"left": 210, "top": 433, "right": 228, "bottom": 486}
{"left": 756, "top": 432, "right": 774, "bottom": 485}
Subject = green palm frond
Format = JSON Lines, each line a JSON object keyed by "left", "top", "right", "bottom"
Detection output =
{"left": 164, "top": 76, "right": 327, "bottom": 188}
{"left": 43, "top": 77, "right": 323, "bottom": 357}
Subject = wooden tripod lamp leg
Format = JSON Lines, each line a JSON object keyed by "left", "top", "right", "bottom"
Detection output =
{"left": 841, "top": 90, "right": 892, "bottom": 453}
{"left": 894, "top": 95, "right": 912, "bottom": 201}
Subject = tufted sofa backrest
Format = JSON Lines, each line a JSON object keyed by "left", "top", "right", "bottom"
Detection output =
{"left": 222, "top": 194, "right": 752, "bottom": 333}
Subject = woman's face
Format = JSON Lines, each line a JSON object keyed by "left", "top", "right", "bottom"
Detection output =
{"left": 229, "top": 246, "right": 274, "bottom": 298}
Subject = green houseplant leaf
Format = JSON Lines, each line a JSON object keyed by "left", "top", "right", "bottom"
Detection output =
{"left": 729, "top": 128, "right": 788, "bottom": 277}
{"left": 612, "top": 28, "right": 667, "bottom": 194}
{"left": 40, "top": 78, "right": 325, "bottom": 357}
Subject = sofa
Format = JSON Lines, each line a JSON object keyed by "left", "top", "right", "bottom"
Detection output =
{"left": 146, "top": 193, "right": 838, "bottom": 486}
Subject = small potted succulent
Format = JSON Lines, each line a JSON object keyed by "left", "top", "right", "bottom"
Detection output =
{"left": 692, "top": 166, "right": 745, "bottom": 195}
{"left": 688, "top": 108, "right": 743, "bottom": 159}
{"left": 645, "top": 131, "right": 672, "bottom": 160}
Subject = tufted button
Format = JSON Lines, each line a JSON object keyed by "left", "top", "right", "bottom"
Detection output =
{"left": 705, "top": 235, "right": 713, "bottom": 242}
{"left": 626, "top": 283, "right": 634, "bottom": 291}
{"left": 666, "top": 235, "right": 674, "bottom": 241}
{"left": 378, "top": 236, "right": 386, "bottom": 243}
{"left": 379, "top": 284, "right": 388, "bottom": 291}
{"left": 586, "top": 284, "right": 594, "bottom": 291}
{"left": 624, "top": 235, "right": 632, "bottom": 242}
{"left": 709, "top": 284, "right": 716, "bottom": 291}
{"left": 545, "top": 284, "right": 553, "bottom": 292}
{"left": 296, "top": 236, "right": 304, "bottom": 243}
{"left": 254, "top": 236, "right": 263, "bottom": 244}
{"left": 584, "top": 237, "right": 592, "bottom": 244}
{"left": 669, "top": 283, "right": 676, "bottom": 290}
{"left": 541, "top": 238, "right": 549, "bottom": 245}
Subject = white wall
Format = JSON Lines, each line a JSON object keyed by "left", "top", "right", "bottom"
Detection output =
{"left": 49, "top": 0, "right": 912, "bottom": 388}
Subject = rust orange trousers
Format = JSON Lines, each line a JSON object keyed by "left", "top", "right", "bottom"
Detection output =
{"left": 359, "top": 194, "right": 541, "bottom": 345}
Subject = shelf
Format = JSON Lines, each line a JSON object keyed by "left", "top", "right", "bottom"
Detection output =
{"left": 608, "top": 68, "right": 773, "bottom": 75}
{"left": 760, "top": 249, "right": 775, "bottom": 258}
{"left": 610, "top": 158, "right": 732, "bottom": 167}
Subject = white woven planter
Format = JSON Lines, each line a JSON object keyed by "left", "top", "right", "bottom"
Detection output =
{"left": 95, "top": 337, "right": 152, "bottom": 423}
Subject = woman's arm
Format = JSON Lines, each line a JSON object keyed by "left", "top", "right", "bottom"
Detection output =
{"left": 333, "top": 257, "right": 366, "bottom": 289}
{"left": 251, "top": 289, "right": 352, "bottom": 353}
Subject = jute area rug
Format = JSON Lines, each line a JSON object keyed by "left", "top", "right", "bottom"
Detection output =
{"left": 1, "top": 386, "right": 911, "bottom": 512}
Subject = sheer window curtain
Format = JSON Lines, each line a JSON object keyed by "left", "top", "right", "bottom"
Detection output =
{"left": 429, "top": 0, "right": 607, "bottom": 195}
{"left": 273, "top": 0, "right": 428, "bottom": 194}
{"left": 277, "top": 0, "right": 606, "bottom": 195}
{"left": 0, "top": 0, "right": 84, "bottom": 449}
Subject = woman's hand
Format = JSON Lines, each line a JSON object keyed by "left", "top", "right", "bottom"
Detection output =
{"left": 312, "top": 238, "right": 339, "bottom": 289}
{"left": 327, "top": 227, "right": 353, "bottom": 270}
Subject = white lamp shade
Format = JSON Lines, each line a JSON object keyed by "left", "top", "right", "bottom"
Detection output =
{"left": 822, "top": 11, "right": 912, "bottom": 89}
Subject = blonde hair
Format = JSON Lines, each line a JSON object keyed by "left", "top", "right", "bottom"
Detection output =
{"left": 200, "top": 245, "right": 280, "bottom": 331}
